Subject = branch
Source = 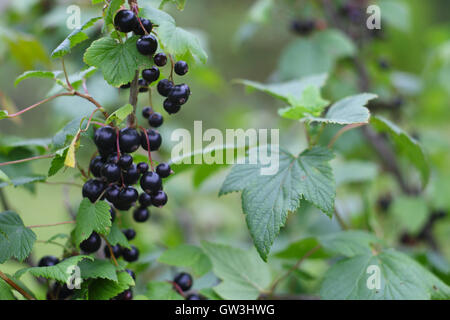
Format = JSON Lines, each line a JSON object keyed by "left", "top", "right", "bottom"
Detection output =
{"left": 0, "top": 270, "right": 35, "bottom": 300}
{"left": 27, "top": 221, "right": 75, "bottom": 228}
{"left": 6, "top": 93, "right": 73, "bottom": 118}
{"left": 328, "top": 123, "right": 366, "bottom": 148}
{"left": 0, "top": 154, "right": 55, "bottom": 167}
{"left": 127, "top": 70, "right": 140, "bottom": 127}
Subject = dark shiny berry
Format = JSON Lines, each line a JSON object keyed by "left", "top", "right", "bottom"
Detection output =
{"left": 106, "top": 185, "right": 121, "bottom": 203}
{"left": 156, "top": 163, "right": 171, "bottom": 178}
{"left": 142, "top": 67, "right": 160, "bottom": 83}
{"left": 80, "top": 232, "right": 101, "bottom": 253}
{"left": 291, "top": 19, "right": 316, "bottom": 36}
{"left": 139, "top": 86, "right": 149, "bottom": 93}
{"left": 104, "top": 244, "right": 122, "bottom": 258}
{"left": 119, "top": 128, "right": 141, "bottom": 153}
{"left": 148, "top": 112, "right": 163, "bottom": 127}
{"left": 122, "top": 229, "right": 136, "bottom": 241}
{"left": 137, "top": 162, "right": 149, "bottom": 174}
{"left": 136, "top": 34, "right": 158, "bottom": 56}
{"left": 174, "top": 272, "right": 193, "bottom": 291}
{"left": 114, "top": 202, "right": 132, "bottom": 211}
{"left": 138, "top": 192, "right": 152, "bottom": 207}
{"left": 140, "top": 172, "right": 162, "bottom": 193}
{"left": 122, "top": 245, "right": 140, "bottom": 262}
{"left": 174, "top": 61, "right": 188, "bottom": 76}
{"left": 114, "top": 10, "right": 138, "bottom": 33}
{"left": 106, "top": 152, "right": 119, "bottom": 164}
{"left": 110, "top": 206, "right": 116, "bottom": 222}
{"left": 123, "top": 164, "right": 140, "bottom": 185}
{"left": 163, "top": 99, "right": 181, "bottom": 114}
{"left": 152, "top": 190, "right": 168, "bottom": 207}
{"left": 120, "top": 82, "right": 131, "bottom": 89}
{"left": 377, "top": 194, "right": 392, "bottom": 212}
{"left": 82, "top": 179, "right": 106, "bottom": 203}
{"left": 168, "top": 84, "right": 190, "bottom": 105}
{"left": 114, "top": 289, "right": 133, "bottom": 300}
{"left": 38, "top": 256, "right": 60, "bottom": 267}
{"left": 138, "top": 78, "right": 148, "bottom": 87}
{"left": 157, "top": 79, "right": 174, "bottom": 97}
{"left": 134, "top": 17, "right": 153, "bottom": 35}
{"left": 89, "top": 156, "right": 104, "bottom": 178}
{"left": 142, "top": 106, "right": 153, "bottom": 119}
{"left": 133, "top": 207, "right": 150, "bottom": 222}
{"left": 154, "top": 53, "right": 167, "bottom": 66}
{"left": 101, "top": 163, "right": 121, "bottom": 183}
{"left": 94, "top": 126, "right": 117, "bottom": 152}
{"left": 140, "top": 129, "right": 162, "bottom": 151}
{"left": 186, "top": 294, "right": 202, "bottom": 300}
{"left": 125, "top": 269, "right": 136, "bottom": 280}
{"left": 118, "top": 186, "right": 139, "bottom": 205}
{"left": 118, "top": 154, "right": 133, "bottom": 169}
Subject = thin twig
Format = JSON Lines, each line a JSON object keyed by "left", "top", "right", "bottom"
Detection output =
{"left": 0, "top": 154, "right": 55, "bottom": 167}
{"left": 0, "top": 270, "right": 35, "bottom": 300}
{"left": 328, "top": 123, "right": 366, "bottom": 148}
{"left": 6, "top": 93, "right": 73, "bottom": 118}
{"left": 61, "top": 58, "right": 74, "bottom": 90}
{"left": 27, "top": 221, "right": 75, "bottom": 228}
{"left": 101, "top": 235, "right": 119, "bottom": 267}
{"left": 127, "top": 70, "right": 140, "bottom": 128}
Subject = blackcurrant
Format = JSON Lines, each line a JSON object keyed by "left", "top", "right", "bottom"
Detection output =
{"left": 118, "top": 186, "right": 139, "bottom": 205}
{"left": 106, "top": 185, "right": 121, "bottom": 203}
{"left": 163, "top": 99, "right": 181, "bottom": 114}
{"left": 133, "top": 17, "right": 153, "bottom": 35}
{"left": 94, "top": 126, "right": 117, "bottom": 152}
{"left": 89, "top": 156, "right": 104, "bottom": 178}
{"left": 142, "top": 67, "right": 160, "bottom": 83}
{"left": 152, "top": 190, "right": 168, "bottom": 207}
{"left": 114, "top": 289, "right": 133, "bottom": 300}
{"left": 122, "top": 228, "right": 136, "bottom": 241}
{"left": 142, "top": 106, "right": 153, "bottom": 119}
{"left": 157, "top": 79, "right": 174, "bottom": 97}
{"left": 133, "top": 207, "right": 150, "bottom": 222}
{"left": 38, "top": 256, "right": 60, "bottom": 267}
{"left": 137, "top": 162, "right": 149, "bottom": 174}
{"left": 104, "top": 244, "right": 122, "bottom": 258}
{"left": 106, "top": 152, "right": 119, "bottom": 164}
{"left": 148, "top": 112, "right": 163, "bottom": 128}
{"left": 156, "top": 163, "right": 171, "bottom": 178}
{"left": 168, "top": 84, "right": 190, "bottom": 105}
{"left": 120, "top": 82, "right": 131, "bottom": 89}
{"left": 138, "top": 192, "right": 152, "bottom": 207}
{"left": 114, "top": 202, "right": 132, "bottom": 211}
{"left": 101, "top": 163, "right": 121, "bottom": 183}
{"left": 123, "top": 164, "right": 140, "bottom": 185}
{"left": 140, "top": 129, "right": 162, "bottom": 151}
{"left": 122, "top": 245, "right": 140, "bottom": 262}
{"left": 290, "top": 19, "right": 316, "bottom": 36}
{"left": 174, "top": 61, "right": 189, "bottom": 76}
{"left": 80, "top": 232, "right": 101, "bottom": 253}
{"left": 118, "top": 154, "right": 133, "bottom": 169}
{"left": 138, "top": 78, "right": 148, "bottom": 87}
{"left": 114, "top": 10, "right": 138, "bottom": 33}
{"left": 154, "top": 53, "right": 167, "bottom": 67}
{"left": 140, "top": 171, "right": 162, "bottom": 193}
{"left": 125, "top": 269, "right": 136, "bottom": 280}
{"left": 82, "top": 179, "right": 106, "bottom": 203}
{"left": 174, "top": 272, "right": 193, "bottom": 291}
{"left": 186, "top": 294, "right": 202, "bottom": 300}
{"left": 119, "top": 128, "right": 141, "bottom": 153}
{"left": 136, "top": 34, "right": 158, "bottom": 56}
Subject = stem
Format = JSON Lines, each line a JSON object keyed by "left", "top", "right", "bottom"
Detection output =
{"left": 169, "top": 281, "right": 186, "bottom": 298}
{"left": 0, "top": 189, "right": 10, "bottom": 211}
{"left": 334, "top": 207, "right": 349, "bottom": 230}
{"left": 6, "top": 93, "right": 73, "bottom": 118}
{"left": 139, "top": 126, "right": 154, "bottom": 170}
{"left": 27, "top": 221, "right": 75, "bottom": 228}
{"left": 0, "top": 270, "right": 35, "bottom": 300}
{"left": 127, "top": 70, "right": 140, "bottom": 127}
{"left": 0, "top": 154, "right": 55, "bottom": 167}
{"left": 328, "top": 123, "right": 366, "bottom": 148}
{"left": 168, "top": 54, "right": 175, "bottom": 81}
{"left": 61, "top": 58, "right": 73, "bottom": 90}
{"left": 102, "top": 236, "right": 119, "bottom": 267}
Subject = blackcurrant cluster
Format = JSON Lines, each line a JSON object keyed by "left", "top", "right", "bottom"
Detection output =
{"left": 172, "top": 272, "right": 204, "bottom": 300}
{"left": 114, "top": 9, "right": 191, "bottom": 115}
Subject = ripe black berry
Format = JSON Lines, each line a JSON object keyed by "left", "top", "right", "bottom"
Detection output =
{"left": 118, "top": 154, "right": 133, "bottom": 169}
{"left": 80, "top": 232, "right": 101, "bottom": 253}
{"left": 134, "top": 17, "right": 153, "bottom": 35}
{"left": 163, "top": 99, "right": 181, "bottom": 114}
{"left": 157, "top": 79, "right": 174, "bottom": 97}
{"left": 101, "top": 163, "right": 121, "bottom": 183}
{"left": 156, "top": 163, "right": 171, "bottom": 178}
{"left": 186, "top": 294, "right": 202, "bottom": 300}
{"left": 82, "top": 179, "right": 106, "bottom": 203}
{"left": 291, "top": 19, "right": 316, "bottom": 36}
{"left": 168, "top": 84, "right": 190, "bottom": 105}
{"left": 106, "top": 185, "right": 120, "bottom": 203}
{"left": 125, "top": 269, "right": 136, "bottom": 280}
{"left": 122, "top": 245, "right": 140, "bottom": 262}
{"left": 94, "top": 126, "right": 117, "bottom": 152}
{"left": 114, "top": 10, "right": 138, "bottom": 33}
{"left": 142, "top": 106, "right": 153, "bottom": 119}
{"left": 174, "top": 272, "right": 193, "bottom": 291}
{"left": 114, "top": 289, "right": 133, "bottom": 300}
{"left": 133, "top": 207, "right": 150, "bottom": 222}
{"left": 140, "top": 129, "right": 162, "bottom": 151}
{"left": 38, "top": 256, "right": 60, "bottom": 267}
{"left": 119, "top": 128, "right": 141, "bottom": 153}
{"left": 120, "top": 82, "right": 131, "bottom": 89}
{"left": 123, "top": 164, "right": 140, "bottom": 185}
{"left": 104, "top": 244, "right": 122, "bottom": 258}
{"left": 154, "top": 53, "right": 167, "bottom": 67}
{"left": 122, "top": 228, "right": 136, "bottom": 241}
{"left": 114, "top": 202, "right": 132, "bottom": 211}
{"left": 140, "top": 172, "right": 162, "bottom": 193}
{"left": 136, "top": 34, "right": 158, "bottom": 56}
{"left": 138, "top": 192, "right": 152, "bottom": 207}
{"left": 137, "top": 162, "right": 149, "bottom": 174}
{"left": 89, "top": 156, "right": 104, "bottom": 178}
{"left": 118, "top": 186, "right": 139, "bottom": 205}
{"left": 174, "top": 61, "right": 189, "bottom": 76}
{"left": 106, "top": 152, "right": 119, "bottom": 164}
{"left": 152, "top": 190, "right": 168, "bottom": 207}
{"left": 142, "top": 67, "right": 160, "bottom": 83}
{"left": 148, "top": 112, "right": 163, "bottom": 128}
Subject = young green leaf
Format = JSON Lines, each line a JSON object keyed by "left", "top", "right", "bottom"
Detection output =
{"left": 275, "top": 237, "right": 326, "bottom": 260}
{"left": 105, "top": 223, "right": 131, "bottom": 249}
{"left": 14, "top": 70, "right": 62, "bottom": 87}
{"left": 0, "top": 211, "right": 36, "bottom": 263}
{"left": 0, "top": 279, "right": 15, "bottom": 300}
{"left": 106, "top": 104, "right": 133, "bottom": 125}
{"left": 73, "top": 199, "right": 112, "bottom": 246}
{"left": 88, "top": 271, "right": 134, "bottom": 300}
{"left": 278, "top": 86, "right": 329, "bottom": 119}
{"left": 0, "top": 110, "right": 9, "bottom": 120}
{"left": 158, "top": 244, "right": 212, "bottom": 277}
{"left": 146, "top": 281, "right": 184, "bottom": 300}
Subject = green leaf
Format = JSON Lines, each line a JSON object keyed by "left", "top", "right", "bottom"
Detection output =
{"left": 158, "top": 244, "right": 212, "bottom": 277}
{"left": 146, "top": 281, "right": 184, "bottom": 300}
{"left": 0, "top": 279, "right": 15, "bottom": 300}
{"left": 319, "top": 231, "right": 383, "bottom": 257}
{"left": 306, "top": 93, "right": 377, "bottom": 124}
{"left": 48, "top": 149, "right": 67, "bottom": 177}
{"left": 73, "top": 199, "right": 112, "bottom": 247}
{"left": 0, "top": 211, "right": 36, "bottom": 263}
{"left": 51, "top": 17, "right": 102, "bottom": 58}
{"left": 378, "top": 0, "right": 411, "bottom": 32}
{"left": 275, "top": 237, "right": 326, "bottom": 260}
{"left": 15, "top": 255, "right": 93, "bottom": 282}
{"left": 159, "top": 0, "right": 186, "bottom": 10}
{"left": 220, "top": 146, "right": 335, "bottom": 260}
{"left": 105, "top": 223, "right": 131, "bottom": 249}
{"left": 390, "top": 196, "right": 429, "bottom": 234}
{"left": 202, "top": 242, "right": 271, "bottom": 300}
{"left": 14, "top": 70, "right": 62, "bottom": 87}
{"left": 141, "top": 4, "right": 207, "bottom": 63}
{"left": 278, "top": 86, "right": 329, "bottom": 120}
{"left": 51, "top": 117, "right": 84, "bottom": 151}
{"left": 0, "top": 110, "right": 9, "bottom": 120}
{"left": 84, "top": 36, "right": 153, "bottom": 87}
{"left": 278, "top": 29, "right": 356, "bottom": 80}
{"left": 236, "top": 74, "right": 327, "bottom": 104}
{"left": 321, "top": 248, "right": 450, "bottom": 300}
{"left": 88, "top": 271, "right": 134, "bottom": 300}
{"left": 79, "top": 259, "right": 118, "bottom": 281}
{"left": 106, "top": 104, "right": 133, "bottom": 125}
{"left": 371, "top": 116, "right": 430, "bottom": 187}
{"left": 199, "top": 287, "right": 223, "bottom": 300}
{"left": 0, "top": 169, "right": 10, "bottom": 184}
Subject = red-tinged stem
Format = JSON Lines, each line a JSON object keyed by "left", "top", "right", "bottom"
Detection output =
{"left": 6, "top": 92, "right": 73, "bottom": 118}
{"left": 0, "top": 270, "right": 35, "bottom": 300}
{"left": 168, "top": 281, "right": 186, "bottom": 298}
{"left": 0, "top": 154, "right": 55, "bottom": 167}
{"left": 168, "top": 54, "right": 175, "bottom": 82}
{"left": 61, "top": 58, "right": 74, "bottom": 90}
{"left": 328, "top": 123, "right": 366, "bottom": 148}
{"left": 139, "top": 126, "right": 154, "bottom": 170}
{"left": 27, "top": 221, "right": 75, "bottom": 228}
{"left": 101, "top": 235, "right": 119, "bottom": 267}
